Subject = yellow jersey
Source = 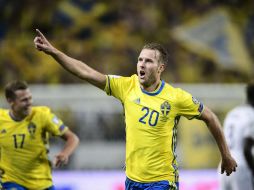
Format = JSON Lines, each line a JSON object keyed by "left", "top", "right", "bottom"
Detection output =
{"left": 104, "top": 74, "right": 203, "bottom": 183}
{"left": 0, "top": 106, "right": 68, "bottom": 189}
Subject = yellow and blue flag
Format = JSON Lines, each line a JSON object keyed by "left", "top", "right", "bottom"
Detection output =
{"left": 171, "top": 9, "right": 252, "bottom": 74}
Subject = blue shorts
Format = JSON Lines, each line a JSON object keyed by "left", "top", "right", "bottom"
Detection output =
{"left": 2, "top": 182, "right": 55, "bottom": 190}
{"left": 125, "top": 177, "right": 179, "bottom": 190}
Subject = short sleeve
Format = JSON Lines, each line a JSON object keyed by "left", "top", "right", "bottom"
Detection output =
{"left": 104, "top": 75, "right": 130, "bottom": 102}
{"left": 175, "top": 88, "right": 204, "bottom": 119}
{"left": 43, "top": 107, "right": 68, "bottom": 136}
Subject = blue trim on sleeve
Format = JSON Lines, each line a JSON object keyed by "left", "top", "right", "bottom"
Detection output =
{"left": 141, "top": 80, "right": 165, "bottom": 96}
{"left": 198, "top": 103, "right": 204, "bottom": 113}
{"left": 59, "top": 124, "right": 66, "bottom": 132}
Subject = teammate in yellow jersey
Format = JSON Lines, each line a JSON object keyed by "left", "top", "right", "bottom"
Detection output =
{"left": 0, "top": 80, "right": 79, "bottom": 190}
{"left": 34, "top": 29, "right": 237, "bottom": 190}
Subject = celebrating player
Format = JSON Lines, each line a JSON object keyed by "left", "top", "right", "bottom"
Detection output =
{"left": 0, "top": 80, "right": 79, "bottom": 190}
{"left": 34, "top": 29, "right": 237, "bottom": 190}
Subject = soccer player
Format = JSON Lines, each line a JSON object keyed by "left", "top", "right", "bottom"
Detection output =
{"left": 34, "top": 29, "right": 237, "bottom": 190}
{"left": 219, "top": 82, "right": 254, "bottom": 190}
{"left": 0, "top": 80, "right": 79, "bottom": 190}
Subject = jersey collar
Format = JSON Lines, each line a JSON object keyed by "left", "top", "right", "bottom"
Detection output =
{"left": 9, "top": 111, "right": 26, "bottom": 122}
{"left": 141, "top": 80, "right": 165, "bottom": 96}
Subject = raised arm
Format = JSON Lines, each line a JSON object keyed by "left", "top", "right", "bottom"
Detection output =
{"left": 199, "top": 106, "right": 237, "bottom": 176}
{"left": 33, "top": 29, "right": 106, "bottom": 90}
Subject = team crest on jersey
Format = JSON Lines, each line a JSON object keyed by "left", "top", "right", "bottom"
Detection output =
{"left": 160, "top": 101, "right": 171, "bottom": 116}
{"left": 160, "top": 101, "right": 171, "bottom": 122}
{"left": 28, "top": 122, "right": 36, "bottom": 139}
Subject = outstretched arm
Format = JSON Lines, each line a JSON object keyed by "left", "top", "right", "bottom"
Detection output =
{"left": 199, "top": 106, "right": 237, "bottom": 176}
{"left": 34, "top": 29, "right": 106, "bottom": 90}
{"left": 54, "top": 129, "right": 79, "bottom": 168}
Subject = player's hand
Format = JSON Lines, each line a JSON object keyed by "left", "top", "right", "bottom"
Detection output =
{"left": 34, "top": 29, "right": 55, "bottom": 55}
{"left": 220, "top": 155, "right": 237, "bottom": 176}
{"left": 53, "top": 152, "right": 69, "bottom": 168}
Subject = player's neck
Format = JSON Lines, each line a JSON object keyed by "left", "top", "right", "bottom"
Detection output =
{"left": 142, "top": 80, "right": 161, "bottom": 92}
{"left": 9, "top": 110, "right": 26, "bottom": 121}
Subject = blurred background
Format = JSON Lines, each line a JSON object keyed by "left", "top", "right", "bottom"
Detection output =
{"left": 0, "top": 0, "right": 253, "bottom": 189}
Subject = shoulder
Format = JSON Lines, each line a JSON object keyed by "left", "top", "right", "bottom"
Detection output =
{"left": 0, "top": 108, "right": 6, "bottom": 115}
{"left": 0, "top": 108, "right": 8, "bottom": 118}
{"left": 129, "top": 74, "right": 139, "bottom": 84}
{"left": 107, "top": 74, "right": 138, "bottom": 90}
{"left": 228, "top": 105, "right": 253, "bottom": 116}
{"left": 32, "top": 106, "right": 52, "bottom": 115}
{"left": 226, "top": 105, "right": 254, "bottom": 123}
{"left": 163, "top": 83, "right": 190, "bottom": 99}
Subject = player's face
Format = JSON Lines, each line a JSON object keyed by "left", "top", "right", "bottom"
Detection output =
{"left": 137, "top": 49, "right": 164, "bottom": 89}
{"left": 9, "top": 89, "right": 33, "bottom": 119}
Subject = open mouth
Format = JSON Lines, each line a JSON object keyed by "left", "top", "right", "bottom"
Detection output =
{"left": 140, "top": 70, "right": 145, "bottom": 78}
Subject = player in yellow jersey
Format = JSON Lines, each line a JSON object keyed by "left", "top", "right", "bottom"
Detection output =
{"left": 34, "top": 29, "right": 237, "bottom": 190}
{"left": 0, "top": 80, "right": 79, "bottom": 190}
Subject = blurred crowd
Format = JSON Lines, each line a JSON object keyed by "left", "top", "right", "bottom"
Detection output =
{"left": 0, "top": 0, "right": 253, "bottom": 87}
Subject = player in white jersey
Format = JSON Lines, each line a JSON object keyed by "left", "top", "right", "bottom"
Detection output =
{"left": 219, "top": 82, "right": 254, "bottom": 190}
